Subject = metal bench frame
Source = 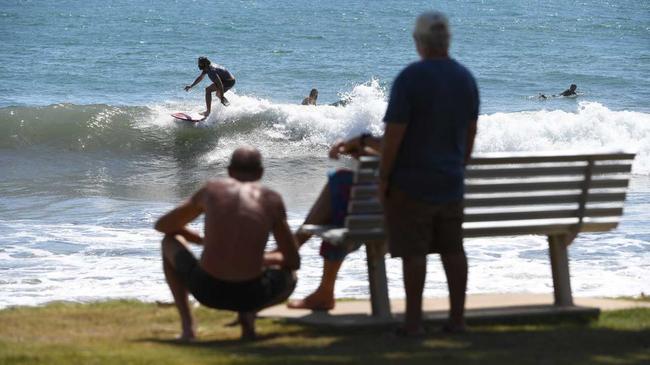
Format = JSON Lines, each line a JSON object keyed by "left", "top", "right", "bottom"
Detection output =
{"left": 301, "top": 149, "right": 636, "bottom": 319}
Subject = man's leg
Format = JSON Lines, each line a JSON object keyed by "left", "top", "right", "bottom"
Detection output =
{"left": 402, "top": 255, "right": 427, "bottom": 335}
{"left": 238, "top": 311, "right": 256, "bottom": 340}
{"left": 161, "top": 234, "right": 195, "bottom": 341}
{"left": 288, "top": 183, "right": 343, "bottom": 310}
{"left": 203, "top": 84, "right": 219, "bottom": 116}
{"left": 242, "top": 270, "right": 297, "bottom": 339}
{"left": 287, "top": 259, "right": 341, "bottom": 310}
{"left": 295, "top": 183, "right": 332, "bottom": 246}
{"left": 441, "top": 251, "right": 468, "bottom": 329}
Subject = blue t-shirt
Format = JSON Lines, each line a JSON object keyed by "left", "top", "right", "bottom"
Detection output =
{"left": 205, "top": 64, "right": 234, "bottom": 84}
{"left": 383, "top": 58, "right": 479, "bottom": 203}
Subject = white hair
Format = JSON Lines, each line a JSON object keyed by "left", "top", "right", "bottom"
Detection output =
{"left": 413, "top": 11, "right": 450, "bottom": 51}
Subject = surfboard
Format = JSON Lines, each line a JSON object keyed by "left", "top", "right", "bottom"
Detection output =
{"left": 171, "top": 112, "right": 205, "bottom": 123}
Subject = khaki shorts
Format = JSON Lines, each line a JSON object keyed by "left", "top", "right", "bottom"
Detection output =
{"left": 384, "top": 187, "right": 464, "bottom": 258}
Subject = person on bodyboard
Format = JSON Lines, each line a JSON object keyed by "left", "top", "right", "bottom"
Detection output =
{"left": 538, "top": 84, "right": 578, "bottom": 100}
{"left": 184, "top": 57, "right": 235, "bottom": 117}
{"left": 559, "top": 84, "right": 578, "bottom": 97}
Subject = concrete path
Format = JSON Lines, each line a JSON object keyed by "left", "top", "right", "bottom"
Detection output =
{"left": 259, "top": 293, "right": 649, "bottom": 326}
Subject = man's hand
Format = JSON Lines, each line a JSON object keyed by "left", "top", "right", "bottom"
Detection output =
{"left": 328, "top": 138, "right": 363, "bottom": 160}
{"left": 184, "top": 85, "right": 192, "bottom": 92}
{"left": 328, "top": 139, "right": 347, "bottom": 159}
{"left": 263, "top": 250, "right": 285, "bottom": 267}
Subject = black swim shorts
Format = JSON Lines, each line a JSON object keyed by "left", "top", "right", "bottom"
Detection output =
{"left": 222, "top": 78, "right": 236, "bottom": 93}
{"left": 173, "top": 249, "right": 295, "bottom": 312}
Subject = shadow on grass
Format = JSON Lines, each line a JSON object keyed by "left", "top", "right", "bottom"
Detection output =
{"left": 138, "top": 320, "right": 650, "bottom": 365}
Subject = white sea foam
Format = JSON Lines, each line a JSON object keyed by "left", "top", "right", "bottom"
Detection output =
{"left": 147, "top": 81, "right": 650, "bottom": 174}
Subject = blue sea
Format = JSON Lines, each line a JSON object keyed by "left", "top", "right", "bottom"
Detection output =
{"left": 1, "top": 0, "right": 649, "bottom": 308}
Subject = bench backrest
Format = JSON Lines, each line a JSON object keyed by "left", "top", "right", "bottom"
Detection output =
{"left": 345, "top": 150, "right": 635, "bottom": 239}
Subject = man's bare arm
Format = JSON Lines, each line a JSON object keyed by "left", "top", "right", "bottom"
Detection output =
{"left": 328, "top": 134, "right": 382, "bottom": 160}
{"left": 185, "top": 73, "right": 206, "bottom": 91}
{"left": 268, "top": 198, "right": 300, "bottom": 270}
{"left": 154, "top": 189, "right": 204, "bottom": 244}
{"left": 464, "top": 120, "right": 477, "bottom": 166}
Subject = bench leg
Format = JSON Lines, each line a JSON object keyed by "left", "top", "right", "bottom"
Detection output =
{"left": 366, "top": 241, "right": 392, "bottom": 319}
{"left": 548, "top": 234, "right": 574, "bottom": 306}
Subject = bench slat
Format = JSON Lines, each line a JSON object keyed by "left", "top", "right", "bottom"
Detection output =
{"left": 465, "top": 191, "right": 627, "bottom": 207}
{"left": 465, "top": 163, "right": 632, "bottom": 179}
{"left": 464, "top": 207, "right": 624, "bottom": 222}
{"left": 298, "top": 224, "right": 338, "bottom": 235}
{"left": 348, "top": 191, "right": 627, "bottom": 213}
{"left": 469, "top": 151, "right": 636, "bottom": 164}
{"left": 357, "top": 164, "right": 632, "bottom": 182}
{"left": 351, "top": 185, "right": 379, "bottom": 199}
{"left": 463, "top": 218, "right": 620, "bottom": 237}
{"left": 323, "top": 219, "right": 618, "bottom": 245}
{"left": 358, "top": 151, "right": 635, "bottom": 168}
{"left": 358, "top": 156, "right": 380, "bottom": 169}
{"left": 348, "top": 200, "right": 384, "bottom": 214}
{"left": 326, "top": 218, "right": 620, "bottom": 245}
{"left": 466, "top": 177, "right": 630, "bottom": 194}
{"left": 351, "top": 177, "right": 631, "bottom": 197}
{"left": 345, "top": 206, "right": 624, "bottom": 228}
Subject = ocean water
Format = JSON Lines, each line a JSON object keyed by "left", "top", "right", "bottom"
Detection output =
{"left": 0, "top": 0, "right": 649, "bottom": 308}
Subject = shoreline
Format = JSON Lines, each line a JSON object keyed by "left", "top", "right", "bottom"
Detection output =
{"left": 3, "top": 292, "right": 648, "bottom": 312}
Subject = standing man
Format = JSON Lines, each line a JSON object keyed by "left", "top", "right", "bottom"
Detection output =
{"left": 184, "top": 56, "right": 236, "bottom": 117}
{"left": 155, "top": 147, "right": 299, "bottom": 341}
{"left": 380, "top": 12, "right": 479, "bottom": 336}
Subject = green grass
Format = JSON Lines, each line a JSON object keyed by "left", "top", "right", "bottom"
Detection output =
{"left": 1, "top": 300, "right": 649, "bottom": 365}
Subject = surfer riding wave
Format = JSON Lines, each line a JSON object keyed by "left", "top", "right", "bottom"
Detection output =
{"left": 184, "top": 57, "right": 236, "bottom": 117}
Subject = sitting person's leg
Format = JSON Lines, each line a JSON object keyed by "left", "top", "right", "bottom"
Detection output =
{"left": 289, "top": 169, "right": 355, "bottom": 311}
{"left": 287, "top": 243, "right": 345, "bottom": 310}
{"left": 161, "top": 234, "right": 198, "bottom": 341}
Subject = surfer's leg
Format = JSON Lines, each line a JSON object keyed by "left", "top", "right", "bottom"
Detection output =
{"left": 161, "top": 234, "right": 196, "bottom": 341}
{"left": 204, "top": 83, "right": 219, "bottom": 116}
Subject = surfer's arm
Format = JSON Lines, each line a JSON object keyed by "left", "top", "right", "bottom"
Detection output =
{"left": 185, "top": 73, "right": 206, "bottom": 91}
{"left": 154, "top": 189, "right": 205, "bottom": 244}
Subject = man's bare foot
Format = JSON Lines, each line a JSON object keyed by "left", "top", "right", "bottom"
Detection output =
{"left": 287, "top": 291, "right": 335, "bottom": 311}
{"left": 200, "top": 111, "right": 210, "bottom": 117}
{"left": 221, "top": 97, "right": 230, "bottom": 106}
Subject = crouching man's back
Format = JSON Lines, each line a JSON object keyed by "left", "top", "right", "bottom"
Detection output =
{"left": 155, "top": 147, "right": 299, "bottom": 341}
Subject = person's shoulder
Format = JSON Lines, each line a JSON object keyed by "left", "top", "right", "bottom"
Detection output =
{"left": 204, "top": 177, "right": 236, "bottom": 190}
{"left": 261, "top": 186, "right": 283, "bottom": 204}
{"left": 259, "top": 186, "right": 287, "bottom": 218}
{"left": 400, "top": 61, "right": 425, "bottom": 76}
{"left": 449, "top": 58, "right": 478, "bottom": 85}
{"left": 449, "top": 59, "right": 474, "bottom": 75}
{"left": 393, "top": 61, "right": 424, "bottom": 85}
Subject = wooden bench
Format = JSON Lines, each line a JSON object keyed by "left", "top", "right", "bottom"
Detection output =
{"left": 300, "top": 149, "right": 636, "bottom": 319}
